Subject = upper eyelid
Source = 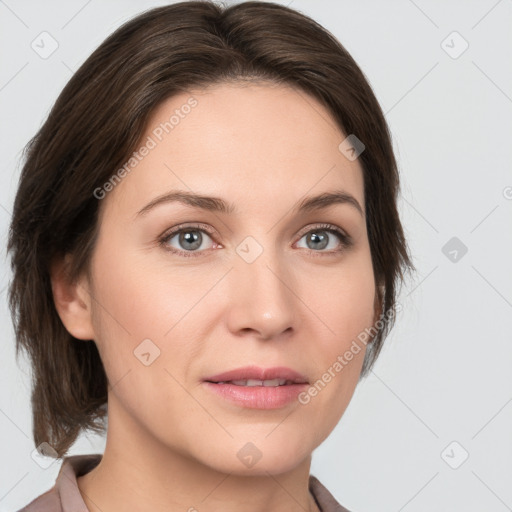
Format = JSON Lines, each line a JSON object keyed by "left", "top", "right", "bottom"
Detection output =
{"left": 295, "top": 223, "right": 348, "bottom": 238}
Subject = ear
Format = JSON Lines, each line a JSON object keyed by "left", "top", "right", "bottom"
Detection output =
{"left": 50, "top": 254, "right": 95, "bottom": 341}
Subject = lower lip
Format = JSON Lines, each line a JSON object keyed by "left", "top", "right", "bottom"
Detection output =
{"left": 203, "top": 382, "right": 308, "bottom": 409}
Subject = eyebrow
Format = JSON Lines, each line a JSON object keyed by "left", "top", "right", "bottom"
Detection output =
{"left": 135, "top": 189, "right": 364, "bottom": 218}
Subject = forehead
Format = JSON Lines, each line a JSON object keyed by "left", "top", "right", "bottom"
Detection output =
{"left": 102, "top": 82, "right": 365, "bottom": 219}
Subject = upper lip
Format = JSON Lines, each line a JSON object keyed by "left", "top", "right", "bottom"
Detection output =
{"left": 204, "top": 365, "right": 309, "bottom": 384}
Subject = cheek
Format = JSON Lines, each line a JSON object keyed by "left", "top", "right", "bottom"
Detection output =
{"left": 302, "top": 247, "right": 376, "bottom": 351}
{"left": 87, "top": 241, "right": 224, "bottom": 382}
{"left": 296, "top": 248, "right": 375, "bottom": 415}
{"left": 89, "top": 244, "right": 181, "bottom": 339}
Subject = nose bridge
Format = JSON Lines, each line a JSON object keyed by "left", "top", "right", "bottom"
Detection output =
{"left": 227, "top": 235, "right": 298, "bottom": 338}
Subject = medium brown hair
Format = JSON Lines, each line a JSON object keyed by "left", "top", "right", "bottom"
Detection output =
{"left": 7, "top": 0, "right": 414, "bottom": 456}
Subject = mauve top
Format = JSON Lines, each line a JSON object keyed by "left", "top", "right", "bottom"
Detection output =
{"left": 17, "top": 454, "right": 351, "bottom": 512}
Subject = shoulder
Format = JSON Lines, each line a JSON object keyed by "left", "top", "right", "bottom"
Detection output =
{"left": 15, "top": 453, "right": 102, "bottom": 512}
{"left": 309, "top": 474, "right": 353, "bottom": 512}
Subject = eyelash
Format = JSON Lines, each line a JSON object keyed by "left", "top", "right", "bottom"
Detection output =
{"left": 158, "top": 222, "right": 353, "bottom": 258}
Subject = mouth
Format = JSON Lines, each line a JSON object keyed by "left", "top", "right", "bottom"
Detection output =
{"left": 202, "top": 366, "right": 309, "bottom": 409}
{"left": 208, "top": 378, "right": 304, "bottom": 387}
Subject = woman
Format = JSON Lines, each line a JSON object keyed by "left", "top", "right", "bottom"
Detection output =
{"left": 8, "top": 1, "right": 414, "bottom": 510}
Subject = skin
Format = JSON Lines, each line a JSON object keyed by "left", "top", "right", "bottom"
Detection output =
{"left": 51, "top": 82, "right": 379, "bottom": 512}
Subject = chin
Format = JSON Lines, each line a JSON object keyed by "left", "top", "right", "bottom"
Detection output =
{"left": 201, "top": 434, "right": 314, "bottom": 476}
{"left": 209, "top": 453, "right": 307, "bottom": 477}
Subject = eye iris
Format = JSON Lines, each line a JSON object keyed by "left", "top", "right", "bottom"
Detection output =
{"left": 179, "top": 230, "right": 202, "bottom": 250}
{"left": 307, "top": 231, "right": 328, "bottom": 250}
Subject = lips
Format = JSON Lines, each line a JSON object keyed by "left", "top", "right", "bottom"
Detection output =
{"left": 204, "top": 365, "right": 309, "bottom": 385}
{"left": 203, "top": 366, "right": 309, "bottom": 409}
{"left": 224, "top": 378, "right": 291, "bottom": 387}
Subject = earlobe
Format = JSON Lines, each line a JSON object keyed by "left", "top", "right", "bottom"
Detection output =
{"left": 50, "top": 254, "right": 95, "bottom": 341}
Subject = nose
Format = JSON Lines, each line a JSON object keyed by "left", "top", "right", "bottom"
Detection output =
{"left": 225, "top": 243, "right": 300, "bottom": 341}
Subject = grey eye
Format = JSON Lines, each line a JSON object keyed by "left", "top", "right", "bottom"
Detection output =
{"left": 165, "top": 229, "right": 214, "bottom": 252}
{"left": 296, "top": 229, "right": 342, "bottom": 251}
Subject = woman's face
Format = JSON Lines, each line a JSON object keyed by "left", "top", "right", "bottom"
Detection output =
{"left": 79, "top": 82, "right": 377, "bottom": 474}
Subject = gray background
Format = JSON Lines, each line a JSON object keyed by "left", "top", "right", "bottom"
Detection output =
{"left": 1, "top": 0, "right": 511, "bottom": 510}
